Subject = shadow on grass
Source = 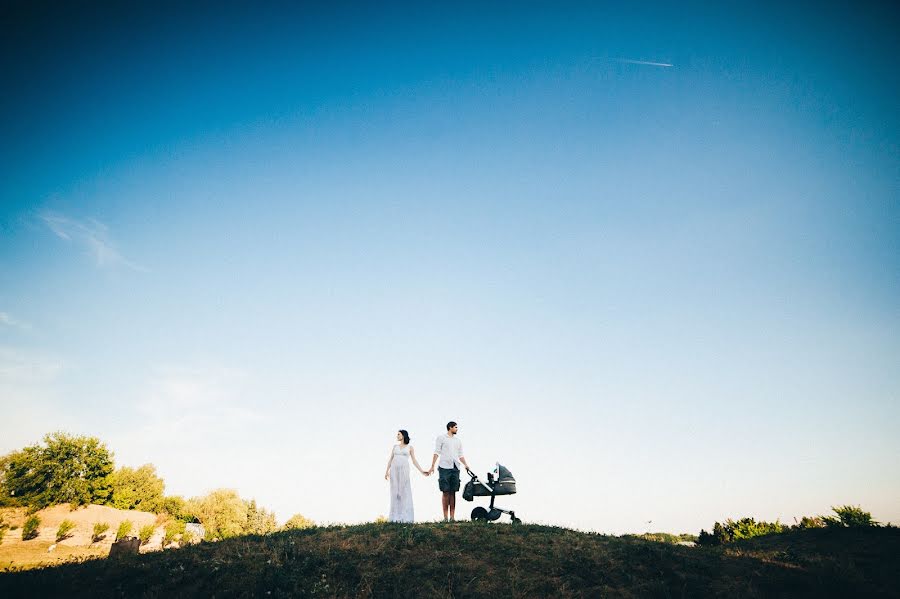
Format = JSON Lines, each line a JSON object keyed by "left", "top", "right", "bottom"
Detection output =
{"left": 0, "top": 523, "right": 897, "bottom": 598}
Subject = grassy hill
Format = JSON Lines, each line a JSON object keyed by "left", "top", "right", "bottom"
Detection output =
{"left": 1, "top": 522, "right": 898, "bottom": 598}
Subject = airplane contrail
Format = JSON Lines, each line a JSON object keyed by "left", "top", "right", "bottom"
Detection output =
{"left": 616, "top": 58, "right": 674, "bottom": 67}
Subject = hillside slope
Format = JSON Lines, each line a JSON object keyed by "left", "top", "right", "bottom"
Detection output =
{"left": 1, "top": 523, "right": 898, "bottom": 598}
{"left": 0, "top": 504, "right": 166, "bottom": 570}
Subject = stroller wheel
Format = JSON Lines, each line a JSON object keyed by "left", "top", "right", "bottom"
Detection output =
{"left": 487, "top": 508, "right": 502, "bottom": 521}
{"left": 511, "top": 517, "right": 522, "bottom": 525}
{"left": 471, "top": 507, "right": 489, "bottom": 522}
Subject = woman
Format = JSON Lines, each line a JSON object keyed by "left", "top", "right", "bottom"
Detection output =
{"left": 384, "top": 429, "right": 428, "bottom": 523}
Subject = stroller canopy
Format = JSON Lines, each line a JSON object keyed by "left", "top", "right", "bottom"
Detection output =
{"left": 495, "top": 464, "right": 515, "bottom": 482}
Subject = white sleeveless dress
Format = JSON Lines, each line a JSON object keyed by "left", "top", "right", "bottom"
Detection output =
{"left": 389, "top": 445, "right": 415, "bottom": 523}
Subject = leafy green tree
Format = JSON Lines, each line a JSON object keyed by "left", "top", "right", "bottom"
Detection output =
{"left": 0, "top": 432, "right": 114, "bottom": 508}
{"left": 244, "top": 499, "right": 277, "bottom": 535}
{"left": 823, "top": 505, "right": 878, "bottom": 528}
{"left": 698, "top": 517, "right": 782, "bottom": 546}
{"left": 729, "top": 517, "right": 783, "bottom": 540}
{"left": 161, "top": 495, "right": 187, "bottom": 520}
{"left": 109, "top": 464, "right": 165, "bottom": 512}
{"left": 283, "top": 513, "right": 315, "bottom": 531}
{"left": 185, "top": 489, "right": 248, "bottom": 540}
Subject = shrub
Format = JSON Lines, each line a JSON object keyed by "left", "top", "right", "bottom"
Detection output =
{"left": 92, "top": 522, "right": 110, "bottom": 543}
{"left": 0, "top": 525, "right": 6, "bottom": 545}
{"left": 283, "top": 513, "right": 316, "bottom": 531}
{"left": 185, "top": 489, "right": 248, "bottom": 540}
{"left": 116, "top": 520, "right": 133, "bottom": 540}
{"left": 795, "top": 516, "right": 824, "bottom": 529}
{"left": 180, "top": 530, "right": 195, "bottom": 546}
{"left": 22, "top": 515, "right": 41, "bottom": 540}
{"left": 730, "top": 517, "right": 783, "bottom": 540}
{"left": 823, "top": 505, "right": 877, "bottom": 528}
{"left": 56, "top": 519, "right": 76, "bottom": 542}
{"left": 698, "top": 517, "right": 782, "bottom": 546}
{"left": 163, "top": 520, "right": 185, "bottom": 547}
{"left": 138, "top": 524, "right": 155, "bottom": 546}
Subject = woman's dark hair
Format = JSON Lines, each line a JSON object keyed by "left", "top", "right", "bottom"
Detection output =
{"left": 399, "top": 430, "right": 410, "bottom": 444}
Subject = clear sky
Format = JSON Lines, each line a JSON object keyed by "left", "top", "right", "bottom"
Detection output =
{"left": 1, "top": 2, "right": 898, "bottom": 533}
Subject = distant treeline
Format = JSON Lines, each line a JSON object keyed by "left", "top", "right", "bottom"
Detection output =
{"left": 0, "top": 432, "right": 314, "bottom": 540}
{"left": 697, "top": 505, "right": 887, "bottom": 546}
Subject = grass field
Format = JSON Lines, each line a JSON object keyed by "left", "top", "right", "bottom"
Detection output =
{"left": 1, "top": 522, "right": 898, "bottom": 598}
{"left": 0, "top": 539, "right": 109, "bottom": 572}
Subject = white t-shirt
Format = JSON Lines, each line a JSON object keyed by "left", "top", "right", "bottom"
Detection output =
{"left": 434, "top": 434, "right": 464, "bottom": 470}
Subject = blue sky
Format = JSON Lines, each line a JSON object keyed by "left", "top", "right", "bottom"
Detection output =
{"left": 1, "top": 2, "right": 898, "bottom": 532}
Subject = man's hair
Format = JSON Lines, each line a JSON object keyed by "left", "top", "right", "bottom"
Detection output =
{"left": 446, "top": 421, "right": 457, "bottom": 431}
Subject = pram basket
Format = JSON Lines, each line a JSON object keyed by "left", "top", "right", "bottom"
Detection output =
{"left": 463, "top": 464, "right": 520, "bottom": 524}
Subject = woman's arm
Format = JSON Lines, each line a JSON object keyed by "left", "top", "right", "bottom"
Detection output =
{"left": 385, "top": 447, "right": 395, "bottom": 480}
{"left": 409, "top": 447, "right": 427, "bottom": 474}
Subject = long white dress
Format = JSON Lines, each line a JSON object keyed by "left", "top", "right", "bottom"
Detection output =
{"left": 389, "top": 445, "right": 415, "bottom": 523}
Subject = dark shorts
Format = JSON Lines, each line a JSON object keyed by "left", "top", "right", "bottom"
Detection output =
{"left": 438, "top": 466, "right": 460, "bottom": 493}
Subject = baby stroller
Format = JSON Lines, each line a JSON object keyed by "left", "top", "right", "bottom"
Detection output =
{"left": 463, "top": 464, "right": 521, "bottom": 524}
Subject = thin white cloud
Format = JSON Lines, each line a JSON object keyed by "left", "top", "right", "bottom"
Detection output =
{"left": 113, "top": 365, "right": 263, "bottom": 468}
{"left": 0, "top": 312, "right": 31, "bottom": 330}
{"left": 0, "top": 346, "right": 65, "bottom": 384}
{"left": 0, "top": 346, "right": 78, "bottom": 453}
{"left": 39, "top": 212, "right": 148, "bottom": 272}
{"left": 615, "top": 58, "right": 674, "bottom": 67}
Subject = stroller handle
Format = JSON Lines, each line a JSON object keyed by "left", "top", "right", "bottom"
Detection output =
{"left": 466, "top": 468, "right": 476, "bottom": 478}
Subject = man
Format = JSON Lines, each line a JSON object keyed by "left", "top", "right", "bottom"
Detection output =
{"left": 428, "top": 421, "right": 471, "bottom": 522}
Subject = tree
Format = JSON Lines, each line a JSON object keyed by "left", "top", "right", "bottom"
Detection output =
{"left": 244, "top": 499, "right": 277, "bottom": 535}
{"left": 0, "top": 432, "right": 114, "bottom": 508}
{"left": 161, "top": 495, "right": 187, "bottom": 520}
{"left": 109, "top": 464, "right": 165, "bottom": 512}
{"left": 823, "top": 505, "right": 878, "bottom": 528}
{"left": 185, "top": 489, "right": 248, "bottom": 540}
{"left": 283, "top": 513, "right": 315, "bottom": 531}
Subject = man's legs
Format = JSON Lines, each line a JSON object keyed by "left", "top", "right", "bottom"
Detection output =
{"left": 439, "top": 467, "right": 460, "bottom": 521}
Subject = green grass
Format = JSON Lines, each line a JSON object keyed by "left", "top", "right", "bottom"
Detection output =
{"left": 0, "top": 522, "right": 897, "bottom": 597}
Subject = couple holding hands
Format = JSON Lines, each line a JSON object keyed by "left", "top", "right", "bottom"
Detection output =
{"left": 384, "top": 421, "right": 470, "bottom": 523}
